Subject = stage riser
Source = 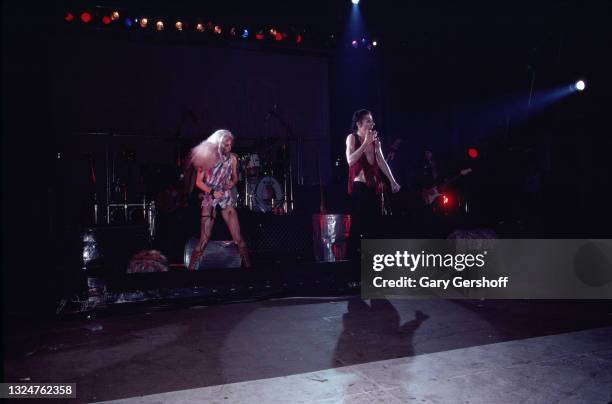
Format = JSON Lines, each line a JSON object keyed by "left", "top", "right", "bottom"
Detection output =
{"left": 81, "top": 214, "right": 315, "bottom": 275}
{"left": 81, "top": 216, "right": 493, "bottom": 276}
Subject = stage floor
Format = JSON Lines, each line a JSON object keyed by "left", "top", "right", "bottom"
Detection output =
{"left": 92, "top": 326, "right": 612, "bottom": 404}
{"left": 4, "top": 299, "right": 612, "bottom": 403}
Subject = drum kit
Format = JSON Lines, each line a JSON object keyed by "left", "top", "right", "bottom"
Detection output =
{"left": 234, "top": 138, "right": 294, "bottom": 214}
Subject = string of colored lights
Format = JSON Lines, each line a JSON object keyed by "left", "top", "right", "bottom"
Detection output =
{"left": 62, "top": 8, "right": 307, "bottom": 45}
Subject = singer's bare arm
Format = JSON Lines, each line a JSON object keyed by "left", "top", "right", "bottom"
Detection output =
{"left": 346, "top": 132, "right": 374, "bottom": 166}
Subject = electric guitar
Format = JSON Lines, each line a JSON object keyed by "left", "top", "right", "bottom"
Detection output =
{"left": 419, "top": 168, "right": 472, "bottom": 205}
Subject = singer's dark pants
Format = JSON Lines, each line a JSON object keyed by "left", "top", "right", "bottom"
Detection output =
{"left": 349, "top": 181, "right": 380, "bottom": 259}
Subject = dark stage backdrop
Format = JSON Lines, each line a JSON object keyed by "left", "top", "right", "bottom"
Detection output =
{"left": 48, "top": 37, "right": 331, "bottom": 190}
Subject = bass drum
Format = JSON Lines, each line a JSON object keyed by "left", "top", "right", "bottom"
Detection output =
{"left": 254, "top": 176, "right": 283, "bottom": 213}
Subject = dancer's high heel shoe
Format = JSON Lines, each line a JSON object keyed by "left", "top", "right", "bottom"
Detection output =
{"left": 238, "top": 246, "right": 252, "bottom": 268}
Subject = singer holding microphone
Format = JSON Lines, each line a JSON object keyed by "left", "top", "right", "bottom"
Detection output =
{"left": 345, "top": 109, "right": 400, "bottom": 257}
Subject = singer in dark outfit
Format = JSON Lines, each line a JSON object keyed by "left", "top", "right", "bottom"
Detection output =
{"left": 345, "top": 109, "right": 400, "bottom": 258}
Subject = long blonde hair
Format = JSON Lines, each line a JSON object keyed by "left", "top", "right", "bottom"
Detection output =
{"left": 205, "top": 129, "right": 234, "bottom": 156}
{"left": 188, "top": 129, "right": 233, "bottom": 167}
{"left": 207, "top": 129, "right": 233, "bottom": 146}
{"left": 206, "top": 129, "right": 233, "bottom": 157}
{"left": 185, "top": 129, "right": 233, "bottom": 194}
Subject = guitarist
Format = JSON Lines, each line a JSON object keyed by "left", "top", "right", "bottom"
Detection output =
{"left": 416, "top": 150, "right": 440, "bottom": 205}
{"left": 416, "top": 149, "right": 472, "bottom": 208}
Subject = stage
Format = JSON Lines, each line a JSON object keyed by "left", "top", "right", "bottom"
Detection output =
{"left": 4, "top": 298, "right": 612, "bottom": 403}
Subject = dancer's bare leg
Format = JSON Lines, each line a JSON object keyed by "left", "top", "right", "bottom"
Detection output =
{"left": 188, "top": 206, "right": 215, "bottom": 270}
{"left": 221, "top": 207, "right": 251, "bottom": 267}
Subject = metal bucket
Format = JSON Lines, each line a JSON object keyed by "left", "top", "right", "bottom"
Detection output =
{"left": 312, "top": 214, "right": 351, "bottom": 262}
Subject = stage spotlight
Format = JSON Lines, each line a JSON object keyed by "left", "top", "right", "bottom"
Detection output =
{"left": 372, "top": 41, "right": 378, "bottom": 47}
{"left": 214, "top": 25, "right": 222, "bottom": 34}
{"left": 351, "top": 40, "right": 358, "bottom": 48}
{"left": 468, "top": 148, "right": 479, "bottom": 159}
{"left": 111, "top": 11, "right": 120, "bottom": 21}
{"left": 296, "top": 34, "right": 302, "bottom": 44}
{"left": 352, "top": 0, "right": 360, "bottom": 4}
{"left": 255, "top": 31, "right": 264, "bottom": 40}
{"left": 124, "top": 18, "right": 133, "bottom": 27}
{"left": 196, "top": 23, "right": 205, "bottom": 32}
{"left": 80, "top": 12, "right": 91, "bottom": 23}
{"left": 575, "top": 80, "right": 586, "bottom": 91}
{"left": 156, "top": 20, "right": 164, "bottom": 31}
{"left": 275, "top": 32, "right": 283, "bottom": 41}
{"left": 64, "top": 12, "right": 74, "bottom": 22}
{"left": 175, "top": 21, "right": 183, "bottom": 31}
{"left": 242, "top": 29, "right": 249, "bottom": 38}
{"left": 102, "top": 16, "right": 111, "bottom": 25}
{"left": 139, "top": 18, "right": 148, "bottom": 28}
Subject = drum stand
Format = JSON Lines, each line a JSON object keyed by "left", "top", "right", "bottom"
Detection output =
{"left": 283, "top": 163, "right": 295, "bottom": 213}
{"left": 103, "top": 134, "right": 156, "bottom": 243}
{"left": 244, "top": 177, "right": 257, "bottom": 210}
{"left": 266, "top": 107, "right": 298, "bottom": 213}
{"left": 74, "top": 132, "right": 158, "bottom": 246}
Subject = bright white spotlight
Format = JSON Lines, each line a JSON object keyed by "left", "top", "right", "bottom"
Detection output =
{"left": 575, "top": 80, "right": 585, "bottom": 91}
{"left": 352, "top": 0, "right": 360, "bottom": 4}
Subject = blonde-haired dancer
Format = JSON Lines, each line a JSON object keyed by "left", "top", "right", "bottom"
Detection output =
{"left": 188, "top": 130, "right": 251, "bottom": 269}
